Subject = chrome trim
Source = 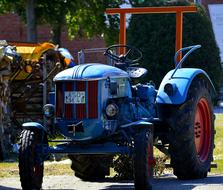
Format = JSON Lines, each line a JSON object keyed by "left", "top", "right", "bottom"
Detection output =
{"left": 54, "top": 75, "right": 129, "bottom": 82}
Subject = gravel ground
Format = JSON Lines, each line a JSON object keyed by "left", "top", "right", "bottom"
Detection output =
{"left": 0, "top": 174, "right": 223, "bottom": 190}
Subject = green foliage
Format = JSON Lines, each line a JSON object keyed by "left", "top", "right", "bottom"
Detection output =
{"left": 0, "top": 0, "right": 124, "bottom": 45}
{"left": 65, "top": 0, "right": 124, "bottom": 44}
{"left": 0, "top": 0, "right": 13, "bottom": 14}
{"left": 127, "top": 1, "right": 222, "bottom": 89}
{"left": 65, "top": 1, "right": 106, "bottom": 39}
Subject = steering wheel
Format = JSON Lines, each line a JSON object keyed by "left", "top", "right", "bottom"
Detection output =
{"left": 105, "top": 44, "right": 143, "bottom": 65}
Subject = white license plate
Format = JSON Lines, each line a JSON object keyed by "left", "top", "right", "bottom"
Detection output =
{"left": 64, "top": 91, "right": 85, "bottom": 104}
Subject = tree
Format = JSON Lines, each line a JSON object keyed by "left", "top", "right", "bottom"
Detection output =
{"left": 0, "top": 0, "right": 12, "bottom": 14}
{"left": 62, "top": 0, "right": 124, "bottom": 45}
{"left": 36, "top": 0, "right": 125, "bottom": 45}
{"left": 1, "top": 0, "right": 125, "bottom": 45}
{"left": 0, "top": 0, "right": 37, "bottom": 42}
{"left": 127, "top": 0, "right": 222, "bottom": 90}
{"left": 33, "top": 0, "right": 75, "bottom": 45}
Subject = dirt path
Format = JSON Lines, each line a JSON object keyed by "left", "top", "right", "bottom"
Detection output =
{"left": 0, "top": 174, "right": 223, "bottom": 190}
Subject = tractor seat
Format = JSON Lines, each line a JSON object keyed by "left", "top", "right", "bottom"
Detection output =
{"left": 127, "top": 67, "right": 148, "bottom": 79}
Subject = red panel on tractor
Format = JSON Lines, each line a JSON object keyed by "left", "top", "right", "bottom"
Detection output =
{"left": 88, "top": 81, "right": 98, "bottom": 118}
{"left": 65, "top": 82, "right": 73, "bottom": 119}
{"left": 76, "top": 81, "right": 86, "bottom": 119}
{"left": 56, "top": 83, "right": 63, "bottom": 117}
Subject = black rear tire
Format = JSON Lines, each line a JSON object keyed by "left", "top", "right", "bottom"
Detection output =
{"left": 19, "top": 129, "right": 48, "bottom": 190}
{"left": 158, "top": 77, "right": 214, "bottom": 179}
{"left": 133, "top": 128, "right": 153, "bottom": 190}
{"left": 68, "top": 154, "right": 112, "bottom": 181}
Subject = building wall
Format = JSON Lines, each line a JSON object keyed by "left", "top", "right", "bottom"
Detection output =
{"left": 201, "top": 0, "right": 223, "bottom": 10}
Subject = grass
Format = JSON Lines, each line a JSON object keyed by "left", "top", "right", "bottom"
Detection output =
{"left": 211, "top": 114, "right": 223, "bottom": 174}
{"left": 0, "top": 162, "right": 18, "bottom": 178}
{"left": 0, "top": 161, "right": 73, "bottom": 178}
{"left": 0, "top": 114, "right": 223, "bottom": 177}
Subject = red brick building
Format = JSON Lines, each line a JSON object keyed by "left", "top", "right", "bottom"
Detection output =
{"left": 0, "top": 13, "right": 106, "bottom": 63}
{"left": 0, "top": 0, "right": 222, "bottom": 55}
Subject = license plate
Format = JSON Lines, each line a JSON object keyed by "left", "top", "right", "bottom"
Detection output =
{"left": 64, "top": 91, "right": 85, "bottom": 104}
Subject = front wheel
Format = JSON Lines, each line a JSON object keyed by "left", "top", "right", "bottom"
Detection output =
{"left": 133, "top": 128, "right": 154, "bottom": 190}
{"left": 19, "top": 129, "right": 48, "bottom": 190}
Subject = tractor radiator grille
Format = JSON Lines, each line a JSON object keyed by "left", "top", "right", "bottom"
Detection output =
{"left": 56, "top": 81, "right": 98, "bottom": 119}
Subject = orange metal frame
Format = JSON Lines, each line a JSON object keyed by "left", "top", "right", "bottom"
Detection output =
{"left": 106, "top": 6, "right": 197, "bottom": 62}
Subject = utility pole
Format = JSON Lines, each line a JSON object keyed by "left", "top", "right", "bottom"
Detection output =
{"left": 26, "top": 0, "right": 37, "bottom": 42}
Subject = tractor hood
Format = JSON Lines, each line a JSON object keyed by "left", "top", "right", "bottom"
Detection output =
{"left": 54, "top": 63, "right": 129, "bottom": 81}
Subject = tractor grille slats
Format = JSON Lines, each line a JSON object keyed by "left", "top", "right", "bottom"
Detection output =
{"left": 76, "top": 81, "right": 86, "bottom": 119}
{"left": 56, "top": 81, "right": 98, "bottom": 120}
{"left": 56, "top": 83, "right": 63, "bottom": 117}
{"left": 88, "top": 81, "right": 98, "bottom": 118}
{"left": 65, "top": 82, "right": 73, "bottom": 119}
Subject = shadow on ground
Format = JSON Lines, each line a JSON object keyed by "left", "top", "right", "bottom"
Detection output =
{"left": 0, "top": 186, "right": 17, "bottom": 190}
{"left": 100, "top": 175, "right": 223, "bottom": 190}
{"left": 0, "top": 174, "right": 223, "bottom": 190}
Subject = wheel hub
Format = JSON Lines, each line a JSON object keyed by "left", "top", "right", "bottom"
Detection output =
{"left": 194, "top": 98, "right": 211, "bottom": 162}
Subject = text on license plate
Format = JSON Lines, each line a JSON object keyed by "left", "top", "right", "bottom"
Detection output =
{"left": 64, "top": 91, "right": 85, "bottom": 104}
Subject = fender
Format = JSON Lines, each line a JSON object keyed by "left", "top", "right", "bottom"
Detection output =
{"left": 22, "top": 122, "right": 48, "bottom": 132}
{"left": 156, "top": 68, "right": 216, "bottom": 105}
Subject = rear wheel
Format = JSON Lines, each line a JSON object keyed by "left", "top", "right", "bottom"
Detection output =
{"left": 159, "top": 77, "right": 215, "bottom": 179}
{"left": 19, "top": 129, "right": 48, "bottom": 189}
{"left": 133, "top": 128, "right": 153, "bottom": 190}
{"left": 68, "top": 154, "right": 112, "bottom": 181}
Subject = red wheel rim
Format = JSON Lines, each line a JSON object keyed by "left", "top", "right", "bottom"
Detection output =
{"left": 33, "top": 165, "right": 43, "bottom": 184}
{"left": 148, "top": 143, "right": 155, "bottom": 177}
{"left": 34, "top": 165, "right": 42, "bottom": 177}
{"left": 194, "top": 98, "right": 212, "bottom": 162}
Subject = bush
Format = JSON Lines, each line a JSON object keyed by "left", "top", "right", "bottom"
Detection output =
{"left": 127, "top": 0, "right": 222, "bottom": 90}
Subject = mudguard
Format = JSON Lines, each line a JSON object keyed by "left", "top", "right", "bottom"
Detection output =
{"left": 22, "top": 122, "right": 48, "bottom": 132}
{"left": 156, "top": 68, "right": 215, "bottom": 105}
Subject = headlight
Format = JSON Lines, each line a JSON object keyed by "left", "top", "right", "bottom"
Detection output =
{"left": 43, "top": 104, "right": 55, "bottom": 118}
{"left": 106, "top": 103, "right": 119, "bottom": 117}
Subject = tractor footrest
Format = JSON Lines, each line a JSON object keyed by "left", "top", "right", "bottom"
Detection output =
{"left": 46, "top": 142, "right": 131, "bottom": 155}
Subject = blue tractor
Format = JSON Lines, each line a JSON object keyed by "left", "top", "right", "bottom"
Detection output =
{"left": 18, "top": 44, "right": 215, "bottom": 190}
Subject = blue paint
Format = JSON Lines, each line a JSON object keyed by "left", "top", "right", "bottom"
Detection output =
{"left": 22, "top": 122, "right": 48, "bottom": 132}
{"left": 54, "top": 65, "right": 132, "bottom": 141}
{"left": 54, "top": 63, "right": 129, "bottom": 81}
{"left": 49, "top": 92, "right": 55, "bottom": 105}
{"left": 156, "top": 68, "right": 215, "bottom": 104}
{"left": 173, "top": 45, "right": 201, "bottom": 70}
{"left": 120, "top": 120, "right": 153, "bottom": 128}
{"left": 45, "top": 142, "right": 131, "bottom": 155}
{"left": 136, "top": 83, "right": 157, "bottom": 117}
{"left": 56, "top": 119, "right": 106, "bottom": 141}
{"left": 58, "top": 48, "right": 76, "bottom": 67}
